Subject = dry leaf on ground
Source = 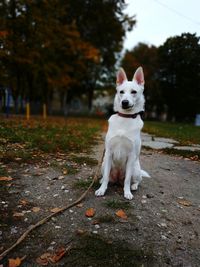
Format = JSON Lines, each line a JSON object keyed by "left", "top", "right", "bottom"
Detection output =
{"left": 50, "top": 207, "right": 62, "bottom": 213}
{"left": 0, "top": 176, "right": 13, "bottom": 181}
{"left": 49, "top": 247, "right": 67, "bottom": 263}
{"left": 76, "top": 203, "right": 84, "bottom": 208}
{"left": 62, "top": 169, "right": 68, "bottom": 175}
{"left": 177, "top": 199, "right": 192, "bottom": 207}
{"left": 36, "top": 246, "right": 70, "bottom": 265}
{"left": 85, "top": 208, "right": 95, "bottom": 217}
{"left": 19, "top": 199, "right": 28, "bottom": 206}
{"left": 32, "top": 207, "right": 41, "bottom": 213}
{"left": 36, "top": 252, "right": 51, "bottom": 266}
{"left": 13, "top": 212, "right": 24, "bottom": 217}
{"left": 8, "top": 256, "right": 26, "bottom": 267}
{"left": 115, "top": 209, "right": 128, "bottom": 220}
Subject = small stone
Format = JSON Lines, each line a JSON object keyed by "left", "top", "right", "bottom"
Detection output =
{"left": 53, "top": 194, "right": 59, "bottom": 197}
{"left": 61, "top": 185, "right": 65, "bottom": 190}
{"left": 95, "top": 224, "right": 100, "bottom": 229}
{"left": 146, "top": 193, "right": 154, "bottom": 198}
{"left": 161, "top": 235, "right": 167, "bottom": 240}
{"left": 141, "top": 200, "right": 147, "bottom": 204}
{"left": 55, "top": 225, "right": 61, "bottom": 229}
{"left": 92, "top": 230, "right": 98, "bottom": 234}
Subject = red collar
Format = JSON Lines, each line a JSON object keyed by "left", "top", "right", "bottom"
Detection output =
{"left": 118, "top": 111, "right": 144, "bottom": 119}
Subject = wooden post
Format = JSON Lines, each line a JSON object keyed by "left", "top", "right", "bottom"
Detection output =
{"left": 26, "top": 102, "right": 30, "bottom": 120}
{"left": 43, "top": 103, "right": 47, "bottom": 119}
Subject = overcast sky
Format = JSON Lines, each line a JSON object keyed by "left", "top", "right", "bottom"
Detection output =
{"left": 123, "top": 0, "right": 200, "bottom": 50}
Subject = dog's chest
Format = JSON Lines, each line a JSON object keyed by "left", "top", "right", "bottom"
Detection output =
{"left": 106, "top": 114, "right": 143, "bottom": 143}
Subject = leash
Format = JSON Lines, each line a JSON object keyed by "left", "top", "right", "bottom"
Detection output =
{"left": 0, "top": 149, "right": 105, "bottom": 261}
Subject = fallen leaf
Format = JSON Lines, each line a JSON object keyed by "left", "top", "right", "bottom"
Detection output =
{"left": 13, "top": 212, "right": 24, "bottom": 217}
{"left": 85, "top": 208, "right": 95, "bottom": 217}
{"left": 36, "top": 253, "right": 51, "bottom": 266}
{"left": 92, "top": 220, "right": 100, "bottom": 225}
{"left": 115, "top": 209, "right": 128, "bottom": 220}
{"left": 19, "top": 199, "right": 28, "bottom": 206}
{"left": 62, "top": 169, "right": 68, "bottom": 175}
{"left": 177, "top": 199, "right": 192, "bottom": 207}
{"left": 76, "top": 229, "right": 87, "bottom": 235}
{"left": 76, "top": 203, "right": 83, "bottom": 208}
{"left": 50, "top": 207, "right": 62, "bottom": 213}
{"left": 49, "top": 247, "right": 67, "bottom": 263}
{"left": 32, "top": 207, "right": 41, "bottom": 213}
{"left": 8, "top": 256, "right": 26, "bottom": 267}
{"left": 0, "top": 176, "right": 13, "bottom": 181}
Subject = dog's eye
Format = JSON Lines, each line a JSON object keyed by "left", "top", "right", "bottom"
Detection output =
{"left": 131, "top": 90, "right": 137, "bottom": 94}
{"left": 120, "top": 90, "right": 124, "bottom": 94}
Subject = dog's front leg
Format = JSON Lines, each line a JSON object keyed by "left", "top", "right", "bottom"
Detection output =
{"left": 95, "top": 150, "right": 111, "bottom": 197}
{"left": 124, "top": 157, "right": 134, "bottom": 200}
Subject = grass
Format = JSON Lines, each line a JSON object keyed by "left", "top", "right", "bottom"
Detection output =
{"left": 0, "top": 116, "right": 103, "bottom": 162}
{"left": 143, "top": 121, "right": 200, "bottom": 145}
{"left": 143, "top": 121, "right": 200, "bottom": 160}
{"left": 73, "top": 177, "right": 99, "bottom": 190}
{"left": 71, "top": 155, "right": 98, "bottom": 166}
{"left": 104, "top": 199, "right": 131, "bottom": 210}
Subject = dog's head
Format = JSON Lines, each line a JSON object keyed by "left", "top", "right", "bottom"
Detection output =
{"left": 114, "top": 67, "right": 145, "bottom": 113}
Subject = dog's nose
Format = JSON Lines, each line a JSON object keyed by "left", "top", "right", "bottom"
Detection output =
{"left": 122, "top": 100, "right": 129, "bottom": 109}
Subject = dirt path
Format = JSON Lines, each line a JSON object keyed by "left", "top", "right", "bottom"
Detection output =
{"left": 0, "top": 134, "right": 200, "bottom": 267}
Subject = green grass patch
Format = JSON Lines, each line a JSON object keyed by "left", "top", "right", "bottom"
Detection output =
{"left": 74, "top": 177, "right": 99, "bottom": 189}
{"left": 0, "top": 165, "right": 7, "bottom": 176}
{"left": 95, "top": 214, "right": 115, "bottom": 223}
{"left": 71, "top": 156, "right": 98, "bottom": 166}
{"left": 143, "top": 121, "right": 200, "bottom": 145}
{"left": 163, "top": 147, "right": 200, "bottom": 160}
{"left": 68, "top": 233, "right": 155, "bottom": 267}
{"left": 0, "top": 117, "right": 103, "bottom": 162}
{"left": 104, "top": 199, "right": 131, "bottom": 210}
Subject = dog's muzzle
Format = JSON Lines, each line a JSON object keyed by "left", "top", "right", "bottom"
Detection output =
{"left": 121, "top": 100, "right": 132, "bottom": 109}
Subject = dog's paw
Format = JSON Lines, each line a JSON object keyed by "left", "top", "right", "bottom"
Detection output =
{"left": 124, "top": 191, "right": 133, "bottom": 200}
{"left": 95, "top": 187, "right": 106, "bottom": 197}
{"left": 131, "top": 183, "right": 139, "bottom": 191}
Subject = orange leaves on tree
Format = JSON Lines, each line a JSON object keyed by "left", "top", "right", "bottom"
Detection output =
{"left": 85, "top": 208, "right": 95, "bottom": 218}
{"left": 115, "top": 209, "right": 128, "bottom": 220}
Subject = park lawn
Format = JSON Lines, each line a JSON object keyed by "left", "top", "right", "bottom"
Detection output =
{"left": 0, "top": 116, "right": 104, "bottom": 163}
{"left": 143, "top": 121, "right": 200, "bottom": 145}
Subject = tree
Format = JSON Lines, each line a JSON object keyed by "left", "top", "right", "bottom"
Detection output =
{"left": 0, "top": 0, "right": 135, "bottom": 113}
{"left": 64, "top": 0, "right": 136, "bottom": 109}
{"left": 158, "top": 33, "right": 200, "bottom": 121}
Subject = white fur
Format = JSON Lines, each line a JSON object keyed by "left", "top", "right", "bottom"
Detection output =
{"left": 95, "top": 67, "right": 150, "bottom": 200}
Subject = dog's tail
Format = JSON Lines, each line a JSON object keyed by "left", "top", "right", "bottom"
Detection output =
{"left": 141, "top": 169, "right": 151, "bottom": 178}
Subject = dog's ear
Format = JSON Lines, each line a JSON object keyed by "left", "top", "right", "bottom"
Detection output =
{"left": 133, "top": 67, "right": 145, "bottom": 86}
{"left": 116, "top": 68, "right": 127, "bottom": 86}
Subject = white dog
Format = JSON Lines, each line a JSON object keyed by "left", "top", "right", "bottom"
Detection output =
{"left": 95, "top": 66, "right": 150, "bottom": 200}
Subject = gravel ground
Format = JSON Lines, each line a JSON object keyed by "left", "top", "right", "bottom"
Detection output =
{"left": 0, "top": 136, "right": 200, "bottom": 267}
